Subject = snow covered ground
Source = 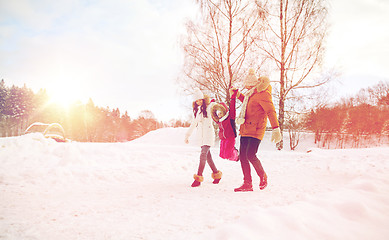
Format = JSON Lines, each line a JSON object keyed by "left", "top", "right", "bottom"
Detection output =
{"left": 1, "top": 128, "right": 389, "bottom": 240}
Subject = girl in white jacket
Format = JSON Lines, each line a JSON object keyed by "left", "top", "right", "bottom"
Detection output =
{"left": 185, "top": 89, "right": 222, "bottom": 187}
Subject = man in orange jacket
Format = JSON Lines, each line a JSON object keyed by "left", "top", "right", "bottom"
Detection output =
{"left": 231, "top": 68, "right": 282, "bottom": 192}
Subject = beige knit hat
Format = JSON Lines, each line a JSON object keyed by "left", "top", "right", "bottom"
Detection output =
{"left": 244, "top": 68, "right": 259, "bottom": 88}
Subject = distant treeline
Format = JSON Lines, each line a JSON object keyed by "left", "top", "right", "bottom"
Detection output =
{"left": 0, "top": 79, "right": 190, "bottom": 142}
{"left": 1, "top": 79, "right": 388, "bottom": 147}
{"left": 303, "top": 81, "right": 389, "bottom": 148}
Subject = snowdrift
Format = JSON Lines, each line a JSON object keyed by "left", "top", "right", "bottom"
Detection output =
{"left": 1, "top": 128, "right": 389, "bottom": 240}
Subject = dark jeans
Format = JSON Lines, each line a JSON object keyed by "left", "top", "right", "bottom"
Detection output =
{"left": 239, "top": 136, "right": 265, "bottom": 183}
{"left": 197, "top": 145, "right": 218, "bottom": 176}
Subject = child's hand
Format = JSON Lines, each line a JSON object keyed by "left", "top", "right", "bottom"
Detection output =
{"left": 229, "top": 87, "right": 238, "bottom": 96}
{"left": 229, "top": 87, "right": 239, "bottom": 98}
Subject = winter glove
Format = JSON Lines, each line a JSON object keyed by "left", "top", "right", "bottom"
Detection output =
{"left": 230, "top": 88, "right": 238, "bottom": 99}
{"left": 271, "top": 127, "right": 282, "bottom": 143}
{"left": 229, "top": 87, "right": 239, "bottom": 98}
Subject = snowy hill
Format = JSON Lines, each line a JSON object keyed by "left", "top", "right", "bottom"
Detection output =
{"left": 1, "top": 128, "right": 389, "bottom": 240}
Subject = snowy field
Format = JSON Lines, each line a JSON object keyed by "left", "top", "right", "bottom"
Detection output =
{"left": 1, "top": 128, "right": 389, "bottom": 240}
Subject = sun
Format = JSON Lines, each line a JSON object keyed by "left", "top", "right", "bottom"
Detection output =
{"left": 48, "top": 79, "right": 88, "bottom": 108}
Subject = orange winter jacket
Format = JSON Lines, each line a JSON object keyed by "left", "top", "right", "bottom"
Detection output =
{"left": 238, "top": 85, "right": 279, "bottom": 140}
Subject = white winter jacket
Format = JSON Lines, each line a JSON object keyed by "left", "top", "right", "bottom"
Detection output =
{"left": 185, "top": 102, "right": 216, "bottom": 147}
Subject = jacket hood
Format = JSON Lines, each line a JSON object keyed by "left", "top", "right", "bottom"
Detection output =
{"left": 255, "top": 76, "right": 270, "bottom": 93}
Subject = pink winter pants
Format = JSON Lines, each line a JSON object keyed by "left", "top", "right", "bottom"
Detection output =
{"left": 219, "top": 138, "right": 238, "bottom": 161}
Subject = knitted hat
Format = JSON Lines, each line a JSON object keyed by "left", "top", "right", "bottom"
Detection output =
{"left": 244, "top": 68, "right": 259, "bottom": 88}
{"left": 193, "top": 88, "right": 204, "bottom": 101}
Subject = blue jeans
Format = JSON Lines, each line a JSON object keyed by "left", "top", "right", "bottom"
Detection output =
{"left": 239, "top": 137, "right": 265, "bottom": 183}
{"left": 197, "top": 145, "right": 218, "bottom": 176}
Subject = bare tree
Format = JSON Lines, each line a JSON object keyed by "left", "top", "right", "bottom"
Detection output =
{"left": 286, "top": 113, "right": 303, "bottom": 150}
{"left": 255, "top": 0, "right": 329, "bottom": 149}
{"left": 181, "top": 0, "right": 265, "bottom": 103}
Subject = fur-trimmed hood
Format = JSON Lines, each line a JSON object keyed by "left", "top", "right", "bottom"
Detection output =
{"left": 255, "top": 76, "right": 270, "bottom": 93}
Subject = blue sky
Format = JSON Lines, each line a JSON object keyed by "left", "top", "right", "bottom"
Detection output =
{"left": 0, "top": 0, "right": 388, "bottom": 121}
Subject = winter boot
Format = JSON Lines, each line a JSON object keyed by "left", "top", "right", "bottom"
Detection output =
{"left": 234, "top": 182, "right": 253, "bottom": 192}
{"left": 211, "top": 170, "right": 222, "bottom": 184}
{"left": 259, "top": 172, "right": 267, "bottom": 190}
{"left": 191, "top": 174, "right": 204, "bottom": 187}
